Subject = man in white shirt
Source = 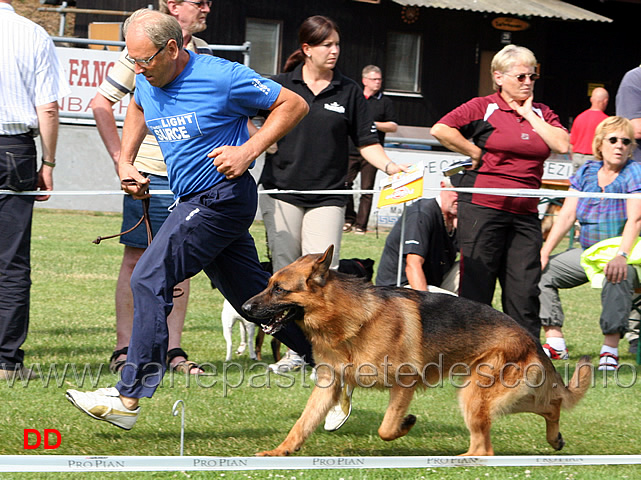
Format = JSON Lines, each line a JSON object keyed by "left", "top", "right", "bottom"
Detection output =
{"left": 0, "top": 0, "right": 69, "bottom": 380}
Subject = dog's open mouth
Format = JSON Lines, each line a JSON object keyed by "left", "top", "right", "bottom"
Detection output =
{"left": 260, "top": 306, "right": 304, "bottom": 335}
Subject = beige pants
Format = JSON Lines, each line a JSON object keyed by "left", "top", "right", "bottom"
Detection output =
{"left": 260, "top": 194, "right": 345, "bottom": 271}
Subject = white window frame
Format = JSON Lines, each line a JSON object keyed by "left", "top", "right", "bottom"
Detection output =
{"left": 385, "top": 31, "right": 422, "bottom": 95}
{"left": 245, "top": 18, "right": 282, "bottom": 76}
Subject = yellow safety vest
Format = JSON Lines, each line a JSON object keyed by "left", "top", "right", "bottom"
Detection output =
{"left": 580, "top": 236, "right": 641, "bottom": 288}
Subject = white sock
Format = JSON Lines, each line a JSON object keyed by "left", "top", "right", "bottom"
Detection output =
{"left": 600, "top": 345, "right": 618, "bottom": 358}
{"left": 546, "top": 337, "right": 566, "bottom": 351}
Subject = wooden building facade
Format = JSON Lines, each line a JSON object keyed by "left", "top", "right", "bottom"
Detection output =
{"left": 71, "top": 0, "right": 640, "bottom": 130}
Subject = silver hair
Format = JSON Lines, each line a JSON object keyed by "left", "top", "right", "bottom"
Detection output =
{"left": 123, "top": 8, "right": 184, "bottom": 50}
{"left": 158, "top": 0, "right": 189, "bottom": 15}
{"left": 362, "top": 65, "right": 382, "bottom": 77}
{"left": 491, "top": 44, "right": 537, "bottom": 91}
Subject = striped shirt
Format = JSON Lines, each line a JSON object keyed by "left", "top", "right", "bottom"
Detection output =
{"left": 96, "top": 37, "right": 212, "bottom": 175}
{"left": 572, "top": 159, "right": 641, "bottom": 249}
{"left": 0, "top": 3, "right": 69, "bottom": 135}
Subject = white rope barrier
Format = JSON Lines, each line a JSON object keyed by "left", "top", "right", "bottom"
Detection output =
{"left": 1, "top": 187, "right": 639, "bottom": 200}
{"left": 1, "top": 454, "right": 640, "bottom": 472}
{"left": 2, "top": 181, "right": 638, "bottom": 471}
{"left": 0, "top": 189, "right": 172, "bottom": 196}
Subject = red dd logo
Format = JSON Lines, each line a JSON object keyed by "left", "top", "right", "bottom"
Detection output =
{"left": 23, "top": 429, "right": 62, "bottom": 449}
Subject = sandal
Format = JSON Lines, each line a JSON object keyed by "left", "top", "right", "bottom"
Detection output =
{"left": 109, "top": 347, "right": 128, "bottom": 374}
{"left": 598, "top": 352, "right": 619, "bottom": 371}
{"left": 167, "top": 347, "right": 204, "bottom": 375}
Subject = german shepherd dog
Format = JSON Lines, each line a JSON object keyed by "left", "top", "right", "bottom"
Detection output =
{"left": 242, "top": 245, "right": 592, "bottom": 457}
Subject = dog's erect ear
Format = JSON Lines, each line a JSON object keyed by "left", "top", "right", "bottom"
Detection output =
{"left": 309, "top": 245, "right": 334, "bottom": 287}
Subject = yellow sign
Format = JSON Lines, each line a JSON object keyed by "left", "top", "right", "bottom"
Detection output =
{"left": 491, "top": 17, "right": 530, "bottom": 32}
{"left": 587, "top": 82, "right": 605, "bottom": 96}
{"left": 377, "top": 162, "right": 424, "bottom": 208}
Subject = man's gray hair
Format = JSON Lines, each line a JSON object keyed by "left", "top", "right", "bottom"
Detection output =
{"left": 158, "top": 0, "right": 170, "bottom": 14}
{"left": 362, "top": 65, "right": 382, "bottom": 77}
{"left": 158, "top": 0, "right": 186, "bottom": 15}
{"left": 123, "top": 8, "right": 184, "bottom": 50}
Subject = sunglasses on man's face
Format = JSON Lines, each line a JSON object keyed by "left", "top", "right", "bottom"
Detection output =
{"left": 504, "top": 72, "right": 540, "bottom": 82}
{"left": 607, "top": 136, "right": 632, "bottom": 146}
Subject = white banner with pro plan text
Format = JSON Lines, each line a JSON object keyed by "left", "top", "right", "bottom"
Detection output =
{"left": 2, "top": 455, "right": 641, "bottom": 472}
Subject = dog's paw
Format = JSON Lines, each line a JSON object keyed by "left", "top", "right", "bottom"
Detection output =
{"left": 255, "top": 448, "right": 290, "bottom": 457}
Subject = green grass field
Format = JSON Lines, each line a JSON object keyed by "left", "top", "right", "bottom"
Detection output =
{"left": 2, "top": 208, "right": 640, "bottom": 479}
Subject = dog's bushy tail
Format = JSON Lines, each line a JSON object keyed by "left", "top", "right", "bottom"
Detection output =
{"left": 560, "top": 355, "right": 593, "bottom": 410}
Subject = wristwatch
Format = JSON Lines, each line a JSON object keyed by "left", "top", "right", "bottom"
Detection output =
{"left": 617, "top": 250, "right": 628, "bottom": 259}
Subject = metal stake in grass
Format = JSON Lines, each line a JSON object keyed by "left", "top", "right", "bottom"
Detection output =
{"left": 172, "top": 399, "right": 185, "bottom": 456}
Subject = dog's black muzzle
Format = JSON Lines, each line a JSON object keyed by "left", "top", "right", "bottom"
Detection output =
{"left": 242, "top": 298, "right": 304, "bottom": 335}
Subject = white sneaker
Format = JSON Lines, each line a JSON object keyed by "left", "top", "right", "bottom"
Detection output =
{"left": 324, "top": 385, "right": 353, "bottom": 431}
{"left": 269, "top": 350, "right": 305, "bottom": 374}
{"left": 66, "top": 387, "right": 140, "bottom": 430}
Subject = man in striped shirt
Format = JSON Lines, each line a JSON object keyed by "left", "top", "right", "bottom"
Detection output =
{"left": 0, "top": 0, "right": 69, "bottom": 380}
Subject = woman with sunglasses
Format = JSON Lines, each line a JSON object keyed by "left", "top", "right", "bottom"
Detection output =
{"left": 539, "top": 116, "right": 641, "bottom": 370}
{"left": 431, "top": 44, "right": 569, "bottom": 342}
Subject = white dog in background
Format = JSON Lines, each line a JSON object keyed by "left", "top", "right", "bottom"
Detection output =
{"left": 221, "top": 299, "right": 257, "bottom": 361}
{"left": 220, "top": 258, "right": 376, "bottom": 362}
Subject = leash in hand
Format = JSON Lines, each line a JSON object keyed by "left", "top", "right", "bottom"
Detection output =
{"left": 92, "top": 176, "right": 184, "bottom": 298}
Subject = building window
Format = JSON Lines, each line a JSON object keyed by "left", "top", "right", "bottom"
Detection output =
{"left": 385, "top": 31, "right": 421, "bottom": 93}
{"left": 246, "top": 19, "right": 282, "bottom": 76}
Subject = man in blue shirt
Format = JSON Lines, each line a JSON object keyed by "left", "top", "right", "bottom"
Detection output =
{"left": 66, "top": 9, "right": 309, "bottom": 429}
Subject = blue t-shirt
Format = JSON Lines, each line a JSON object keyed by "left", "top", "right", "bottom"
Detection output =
{"left": 134, "top": 51, "right": 281, "bottom": 198}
